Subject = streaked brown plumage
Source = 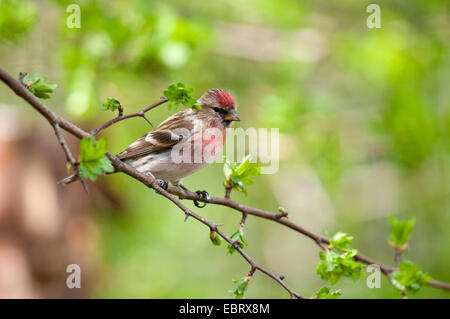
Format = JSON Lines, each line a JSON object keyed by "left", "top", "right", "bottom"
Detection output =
{"left": 61, "top": 89, "right": 240, "bottom": 188}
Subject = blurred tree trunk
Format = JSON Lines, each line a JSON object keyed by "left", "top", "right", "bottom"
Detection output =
{"left": 0, "top": 104, "right": 100, "bottom": 298}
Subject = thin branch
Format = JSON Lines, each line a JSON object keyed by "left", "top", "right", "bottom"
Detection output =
{"left": 394, "top": 248, "right": 403, "bottom": 267}
{"left": 225, "top": 181, "right": 232, "bottom": 199}
{"left": 51, "top": 122, "right": 88, "bottom": 193}
{"left": 386, "top": 272, "right": 408, "bottom": 299}
{"left": 90, "top": 97, "right": 169, "bottom": 135}
{"left": 165, "top": 186, "right": 450, "bottom": 291}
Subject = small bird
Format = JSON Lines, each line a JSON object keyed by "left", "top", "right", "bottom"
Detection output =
{"left": 62, "top": 89, "right": 240, "bottom": 193}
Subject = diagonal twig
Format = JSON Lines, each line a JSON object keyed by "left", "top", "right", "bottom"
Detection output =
{"left": 51, "top": 122, "right": 88, "bottom": 193}
{"left": 90, "top": 97, "right": 169, "bottom": 136}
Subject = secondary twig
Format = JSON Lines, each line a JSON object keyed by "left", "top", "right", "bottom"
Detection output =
{"left": 394, "top": 248, "right": 403, "bottom": 267}
{"left": 90, "top": 97, "right": 169, "bottom": 135}
{"left": 51, "top": 122, "right": 88, "bottom": 193}
{"left": 164, "top": 185, "right": 450, "bottom": 291}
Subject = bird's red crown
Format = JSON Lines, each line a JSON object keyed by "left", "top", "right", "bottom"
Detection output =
{"left": 216, "top": 90, "right": 235, "bottom": 109}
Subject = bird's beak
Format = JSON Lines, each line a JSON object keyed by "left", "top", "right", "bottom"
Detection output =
{"left": 224, "top": 111, "right": 240, "bottom": 122}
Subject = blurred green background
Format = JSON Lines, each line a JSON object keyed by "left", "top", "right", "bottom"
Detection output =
{"left": 0, "top": 0, "right": 449, "bottom": 298}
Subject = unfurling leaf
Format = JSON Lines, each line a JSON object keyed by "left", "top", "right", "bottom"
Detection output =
{"left": 316, "top": 250, "right": 365, "bottom": 285}
{"left": 209, "top": 230, "right": 222, "bottom": 246}
{"left": 79, "top": 136, "right": 114, "bottom": 181}
{"left": 388, "top": 216, "right": 415, "bottom": 250}
{"left": 102, "top": 97, "right": 121, "bottom": 112}
{"left": 223, "top": 155, "right": 261, "bottom": 196}
{"left": 316, "top": 231, "right": 365, "bottom": 285}
{"left": 227, "top": 229, "right": 248, "bottom": 255}
{"left": 229, "top": 276, "right": 250, "bottom": 299}
{"left": 312, "top": 286, "right": 341, "bottom": 299}
{"left": 328, "top": 232, "right": 354, "bottom": 251}
{"left": 163, "top": 83, "right": 198, "bottom": 110}
{"left": 22, "top": 71, "right": 57, "bottom": 99}
{"left": 391, "top": 260, "right": 431, "bottom": 294}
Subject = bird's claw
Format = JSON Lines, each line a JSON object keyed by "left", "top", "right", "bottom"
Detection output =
{"left": 156, "top": 179, "right": 168, "bottom": 190}
{"left": 194, "top": 190, "right": 210, "bottom": 208}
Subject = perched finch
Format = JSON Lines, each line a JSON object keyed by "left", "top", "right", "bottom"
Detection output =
{"left": 62, "top": 89, "right": 240, "bottom": 192}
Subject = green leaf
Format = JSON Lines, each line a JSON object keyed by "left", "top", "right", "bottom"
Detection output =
{"left": 391, "top": 260, "right": 431, "bottom": 294}
{"left": 226, "top": 229, "right": 248, "bottom": 255}
{"left": 163, "top": 82, "right": 198, "bottom": 110}
{"left": 102, "top": 97, "right": 121, "bottom": 112}
{"left": 79, "top": 136, "right": 114, "bottom": 181}
{"left": 312, "top": 286, "right": 341, "bottom": 299}
{"left": 235, "top": 155, "right": 251, "bottom": 175}
{"left": 328, "top": 232, "right": 354, "bottom": 251}
{"left": 228, "top": 277, "right": 250, "bottom": 299}
{"left": 22, "top": 71, "right": 57, "bottom": 99}
{"left": 388, "top": 216, "right": 415, "bottom": 249}
{"left": 209, "top": 230, "right": 222, "bottom": 246}
{"left": 223, "top": 161, "right": 235, "bottom": 180}
{"left": 222, "top": 155, "right": 261, "bottom": 196}
{"left": 316, "top": 249, "right": 366, "bottom": 285}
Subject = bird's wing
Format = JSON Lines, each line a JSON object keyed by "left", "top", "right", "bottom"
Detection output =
{"left": 116, "top": 109, "right": 195, "bottom": 160}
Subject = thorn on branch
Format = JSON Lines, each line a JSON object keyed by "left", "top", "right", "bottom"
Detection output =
{"left": 140, "top": 113, "right": 153, "bottom": 127}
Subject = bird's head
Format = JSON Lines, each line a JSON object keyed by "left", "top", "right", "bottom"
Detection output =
{"left": 198, "top": 89, "right": 240, "bottom": 126}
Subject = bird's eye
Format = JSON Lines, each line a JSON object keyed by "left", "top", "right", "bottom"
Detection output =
{"left": 213, "top": 107, "right": 227, "bottom": 115}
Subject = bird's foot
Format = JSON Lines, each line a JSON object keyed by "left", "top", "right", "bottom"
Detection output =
{"left": 194, "top": 190, "right": 210, "bottom": 208}
{"left": 156, "top": 179, "right": 169, "bottom": 190}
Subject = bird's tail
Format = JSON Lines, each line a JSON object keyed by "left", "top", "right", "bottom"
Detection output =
{"left": 57, "top": 174, "right": 78, "bottom": 185}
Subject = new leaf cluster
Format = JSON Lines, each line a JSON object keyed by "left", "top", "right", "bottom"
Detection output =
{"left": 79, "top": 136, "right": 114, "bottom": 181}
{"left": 209, "top": 230, "right": 222, "bottom": 246}
{"left": 226, "top": 229, "right": 248, "bottom": 255}
{"left": 163, "top": 83, "right": 199, "bottom": 110}
{"left": 228, "top": 277, "right": 249, "bottom": 299}
{"left": 223, "top": 155, "right": 261, "bottom": 196}
{"left": 392, "top": 260, "right": 431, "bottom": 294}
{"left": 316, "top": 232, "right": 365, "bottom": 285}
{"left": 312, "top": 286, "right": 341, "bottom": 299}
{"left": 388, "top": 215, "right": 415, "bottom": 250}
{"left": 388, "top": 216, "right": 431, "bottom": 295}
{"left": 22, "top": 71, "right": 57, "bottom": 99}
{"left": 102, "top": 97, "right": 121, "bottom": 112}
